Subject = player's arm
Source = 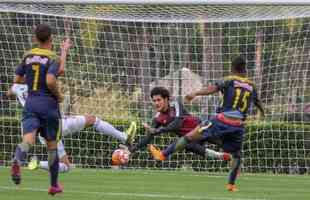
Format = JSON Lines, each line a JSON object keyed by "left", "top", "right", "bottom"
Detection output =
{"left": 14, "top": 63, "right": 26, "bottom": 84}
{"left": 252, "top": 87, "right": 265, "bottom": 119}
{"left": 130, "top": 118, "right": 159, "bottom": 152}
{"left": 46, "top": 75, "right": 62, "bottom": 102}
{"left": 254, "top": 96, "right": 265, "bottom": 119}
{"left": 46, "top": 61, "right": 63, "bottom": 102}
{"left": 58, "top": 38, "right": 72, "bottom": 76}
{"left": 185, "top": 84, "right": 219, "bottom": 102}
{"left": 7, "top": 82, "right": 27, "bottom": 95}
{"left": 143, "top": 118, "right": 160, "bottom": 134}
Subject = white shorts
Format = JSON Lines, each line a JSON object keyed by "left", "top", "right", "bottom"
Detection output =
{"left": 57, "top": 140, "right": 66, "bottom": 158}
{"left": 61, "top": 115, "right": 86, "bottom": 137}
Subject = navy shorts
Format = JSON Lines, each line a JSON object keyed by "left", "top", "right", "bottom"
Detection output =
{"left": 22, "top": 108, "right": 61, "bottom": 142}
{"left": 199, "top": 117, "right": 244, "bottom": 153}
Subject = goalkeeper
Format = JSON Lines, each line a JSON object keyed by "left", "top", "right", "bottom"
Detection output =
{"left": 149, "top": 57, "right": 265, "bottom": 192}
{"left": 125, "top": 86, "right": 231, "bottom": 161}
{"left": 8, "top": 83, "right": 136, "bottom": 173}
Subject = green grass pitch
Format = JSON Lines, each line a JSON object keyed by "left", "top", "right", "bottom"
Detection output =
{"left": 0, "top": 168, "right": 309, "bottom": 200}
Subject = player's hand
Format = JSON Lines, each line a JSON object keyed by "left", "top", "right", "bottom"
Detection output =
{"left": 143, "top": 123, "right": 156, "bottom": 135}
{"left": 185, "top": 93, "right": 196, "bottom": 103}
{"left": 61, "top": 38, "right": 72, "bottom": 52}
{"left": 6, "top": 88, "right": 13, "bottom": 98}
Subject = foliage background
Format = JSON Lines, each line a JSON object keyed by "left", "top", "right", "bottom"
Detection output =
{"left": 0, "top": 4, "right": 309, "bottom": 173}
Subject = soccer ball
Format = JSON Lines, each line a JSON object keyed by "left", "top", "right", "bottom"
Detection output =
{"left": 111, "top": 148, "right": 130, "bottom": 166}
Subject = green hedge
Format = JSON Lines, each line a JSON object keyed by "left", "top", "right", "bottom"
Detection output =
{"left": 0, "top": 117, "right": 309, "bottom": 174}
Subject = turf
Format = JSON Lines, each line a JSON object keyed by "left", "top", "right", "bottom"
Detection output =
{"left": 0, "top": 168, "right": 309, "bottom": 200}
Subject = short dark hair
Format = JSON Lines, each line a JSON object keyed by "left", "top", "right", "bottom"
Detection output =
{"left": 150, "top": 87, "right": 170, "bottom": 99}
{"left": 35, "top": 24, "right": 52, "bottom": 43}
{"left": 232, "top": 56, "right": 246, "bottom": 74}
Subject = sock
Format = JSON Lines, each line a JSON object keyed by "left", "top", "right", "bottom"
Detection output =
{"left": 228, "top": 152, "right": 241, "bottom": 185}
{"left": 94, "top": 118, "right": 127, "bottom": 143}
{"left": 205, "top": 148, "right": 224, "bottom": 159}
{"left": 40, "top": 161, "right": 70, "bottom": 173}
{"left": 184, "top": 142, "right": 206, "bottom": 157}
{"left": 162, "top": 137, "right": 189, "bottom": 157}
{"left": 14, "top": 142, "right": 31, "bottom": 164}
{"left": 48, "top": 149, "right": 59, "bottom": 187}
{"left": 39, "top": 161, "right": 49, "bottom": 171}
{"left": 131, "top": 134, "right": 154, "bottom": 153}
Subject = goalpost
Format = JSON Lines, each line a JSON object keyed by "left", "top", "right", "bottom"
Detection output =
{"left": 0, "top": 0, "right": 310, "bottom": 174}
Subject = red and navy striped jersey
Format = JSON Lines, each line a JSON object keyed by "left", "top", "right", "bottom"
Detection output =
{"left": 216, "top": 75, "right": 258, "bottom": 120}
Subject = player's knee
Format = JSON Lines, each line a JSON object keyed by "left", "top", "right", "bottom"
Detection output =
{"left": 23, "top": 131, "right": 37, "bottom": 145}
{"left": 184, "top": 134, "right": 193, "bottom": 141}
{"left": 46, "top": 141, "right": 58, "bottom": 150}
{"left": 184, "top": 135, "right": 194, "bottom": 143}
{"left": 184, "top": 127, "right": 201, "bottom": 141}
{"left": 85, "top": 115, "right": 97, "bottom": 127}
{"left": 18, "top": 142, "right": 32, "bottom": 152}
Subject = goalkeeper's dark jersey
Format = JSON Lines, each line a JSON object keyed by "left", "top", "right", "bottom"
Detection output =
{"left": 215, "top": 75, "right": 258, "bottom": 120}
{"left": 151, "top": 98, "right": 200, "bottom": 136}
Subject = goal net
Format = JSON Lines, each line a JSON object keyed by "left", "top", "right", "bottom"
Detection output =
{"left": 0, "top": 0, "right": 310, "bottom": 174}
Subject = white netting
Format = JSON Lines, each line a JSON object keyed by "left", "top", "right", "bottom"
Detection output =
{"left": 0, "top": 2, "right": 310, "bottom": 173}
{"left": 2, "top": 3, "right": 310, "bottom": 22}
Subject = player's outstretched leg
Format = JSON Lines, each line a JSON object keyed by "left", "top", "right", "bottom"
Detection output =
{"left": 125, "top": 121, "right": 137, "bottom": 145}
{"left": 29, "top": 157, "right": 71, "bottom": 173}
{"left": 205, "top": 148, "right": 232, "bottom": 161}
{"left": 90, "top": 116, "right": 136, "bottom": 144}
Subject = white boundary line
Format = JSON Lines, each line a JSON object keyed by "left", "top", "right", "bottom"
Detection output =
{"left": 3, "top": 0, "right": 310, "bottom": 6}
{"left": 0, "top": 186, "right": 269, "bottom": 200}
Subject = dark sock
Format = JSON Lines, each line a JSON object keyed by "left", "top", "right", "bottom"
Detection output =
{"left": 14, "top": 143, "right": 30, "bottom": 164}
{"left": 228, "top": 152, "right": 241, "bottom": 185}
{"left": 185, "top": 142, "right": 206, "bottom": 157}
{"left": 48, "top": 149, "right": 59, "bottom": 187}
{"left": 130, "top": 134, "right": 154, "bottom": 152}
{"left": 162, "top": 137, "right": 190, "bottom": 157}
{"left": 162, "top": 142, "right": 177, "bottom": 157}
